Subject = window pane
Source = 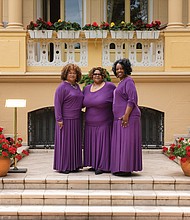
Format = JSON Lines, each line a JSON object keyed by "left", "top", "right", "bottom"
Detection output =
{"left": 130, "top": 0, "right": 148, "bottom": 23}
{"left": 107, "top": 0, "right": 148, "bottom": 24}
{"left": 65, "top": 0, "right": 82, "bottom": 26}
{"left": 107, "top": 0, "right": 125, "bottom": 24}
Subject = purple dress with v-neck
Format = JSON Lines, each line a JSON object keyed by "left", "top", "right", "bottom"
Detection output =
{"left": 110, "top": 76, "right": 142, "bottom": 173}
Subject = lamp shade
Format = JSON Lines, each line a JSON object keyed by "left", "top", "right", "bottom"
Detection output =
{"left": 5, "top": 99, "right": 26, "bottom": 108}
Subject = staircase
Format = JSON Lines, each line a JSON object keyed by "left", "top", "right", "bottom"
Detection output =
{"left": 0, "top": 150, "right": 190, "bottom": 219}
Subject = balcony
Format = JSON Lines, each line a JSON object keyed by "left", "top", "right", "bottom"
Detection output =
{"left": 27, "top": 30, "right": 164, "bottom": 73}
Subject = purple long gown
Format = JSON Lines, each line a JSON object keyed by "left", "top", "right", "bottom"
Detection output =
{"left": 83, "top": 82, "right": 116, "bottom": 171}
{"left": 53, "top": 81, "right": 84, "bottom": 172}
{"left": 110, "top": 76, "right": 142, "bottom": 173}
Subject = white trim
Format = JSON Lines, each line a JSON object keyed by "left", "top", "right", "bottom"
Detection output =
{"left": 148, "top": 0, "right": 153, "bottom": 23}
{"left": 83, "top": 0, "right": 86, "bottom": 25}
{"left": 104, "top": 0, "right": 107, "bottom": 21}
{"left": 36, "top": 0, "right": 43, "bottom": 19}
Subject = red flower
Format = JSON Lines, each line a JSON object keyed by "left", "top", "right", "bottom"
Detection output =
{"left": 179, "top": 137, "right": 184, "bottom": 142}
{"left": 169, "top": 155, "right": 176, "bottom": 160}
{"left": 22, "top": 150, "right": 29, "bottom": 156}
{"left": 15, "top": 154, "right": 22, "bottom": 161}
{"left": 92, "top": 22, "right": 98, "bottom": 27}
{"left": 162, "top": 146, "right": 168, "bottom": 152}
{"left": 0, "top": 134, "right": 5, "bottom": 139}
{"left": 8, "top": 146, "right": 17, "bottom": 154}
{"left": 17, "top": 138, "right": 23, "bottom": 142}
{"left": 2, "top": 151, "right": 8, "bottom": 157}
{"left": 2, "top": 144, "right": 9, "bottom": 150}
{"left": 47, "top": 21, "right": 53, "bottom": 27}
{"left": 16, "top": 143, "right": 22, "bottom": 148}
{"left": 181, "top": 157, "right": 187, "bottom": 163}
{"left": 0, "top": 127, "right": 3, "bottom": 132}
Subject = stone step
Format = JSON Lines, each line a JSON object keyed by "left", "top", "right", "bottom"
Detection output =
{"left": 1, "top": 175, "right": 190, "bottom": 190}
{"left": 1, "top": 189, "right": 190, "bottom": 207}
{"left": 0, "top": 205, "right": 190, "bottom": 220}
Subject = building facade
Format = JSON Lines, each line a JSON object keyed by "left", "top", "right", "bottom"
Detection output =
{"left": 0, "top": 0, "right": 190, "bottom": 147}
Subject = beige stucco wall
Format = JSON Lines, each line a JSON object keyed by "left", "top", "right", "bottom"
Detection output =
{"left": 0, "top": 0, "right": 190, "bottom": 147}
{"left": 0, "top": 76, "right": 190, "bottom": 145}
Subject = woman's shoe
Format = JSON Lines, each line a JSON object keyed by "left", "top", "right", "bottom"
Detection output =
{"left": 113, "top": 172, "right": 131, "bottom": 177}
{"left": 88, "top": 167, "right": 95, "bottom": 171}
{"left": 61, "top": 170, "right": 70, "bottom": 174}
{"left": 95, "top": 169, "right": 103, "bottom": 175}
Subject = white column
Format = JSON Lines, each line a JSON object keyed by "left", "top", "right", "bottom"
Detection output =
{"left": 167, "top": 0, "right": 184, "bottom": 29}
{"left": 6, "top": 0, "right": 23, "bottom": 29}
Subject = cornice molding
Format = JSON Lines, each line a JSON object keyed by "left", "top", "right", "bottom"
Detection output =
{"left": 1, "top": 72, "right": 190, "bottom": 83}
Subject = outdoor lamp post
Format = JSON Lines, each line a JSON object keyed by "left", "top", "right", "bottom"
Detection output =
{"left": 5, "top": 99, "right": 26, "bottom": 141}
{"left": 5, "top": 99, "right": 27, "bottom": 173}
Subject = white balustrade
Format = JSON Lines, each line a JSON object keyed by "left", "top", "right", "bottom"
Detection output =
{"left": 27, "top": 38, "right": 163, "bottom": 68}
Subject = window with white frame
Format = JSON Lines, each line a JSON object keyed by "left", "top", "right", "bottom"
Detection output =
{"left": 107, "top": 0, "right": 148, "bottom": 24}
{"left": 64, "top": 0, "right": 83, "bottom": 26}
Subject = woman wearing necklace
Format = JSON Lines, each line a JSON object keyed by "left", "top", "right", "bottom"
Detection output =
{"left": 110, "top": 58, "right": 142, "bottom": 176}
{"left": 54, "top": 64, "right": 84, "bottom": 174}
{"left": 83, "top": 67, "right": 116, "bottom": 175}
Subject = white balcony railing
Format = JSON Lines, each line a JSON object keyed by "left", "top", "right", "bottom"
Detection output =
{"left": 27, "top": 36, "right": 164, "bottom": 68}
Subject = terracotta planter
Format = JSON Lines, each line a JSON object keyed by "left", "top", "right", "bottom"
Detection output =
{"left": 180, "top": 157, "right": 190, "bottom": 176}
{"left": 0, "top": 156, "right": 11, "bottom": 177}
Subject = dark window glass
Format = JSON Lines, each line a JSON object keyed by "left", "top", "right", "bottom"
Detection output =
{"left": 130, "top": 0, "right": 148, "bottom": 23}
{"left": 107, "top": 0, "right": 148, "bottom": 24}
{"left": 107, "top": 0, "right": 125, "bottom": 24}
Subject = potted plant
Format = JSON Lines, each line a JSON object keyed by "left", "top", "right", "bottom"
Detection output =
{"left": 82, "top": 22, "right": 107, "bottom": 38}
{"left": 135, "top": 20, "right": 161, "bottom": 39}
{"left": 27, "top": 17, "right": 55, "bottom": 38}
{"left": 163, "top": 137, "right": 190, "bottom": 176}
{"left": 0, "top": 127, "right": 29, "bottom": 177}
{"left": 54, "top": 19, "right": 81, "bottom": 39}
{"left": 109, "top": 21, "right": 124, "bottom": 39}
{"left": 109, "top": 21, "right": 135, "bottom": 39}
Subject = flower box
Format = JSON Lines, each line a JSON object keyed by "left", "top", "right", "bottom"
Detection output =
{"left": 57, "top": 30, "right": 80, "bottom": 39}
{"left": 84, "top": 30, "right": 107, "bottom": 39}
{"left": 28, "top": 30, "right": 53, "bottom": 39}
{"left": 136, "top": 31, "right": 160, "bottom": 39}
{"left": 110, "top": 30, "right": 123, "bottom": 39}
{"left": 123, "top": 31, "right": 134, "bottom": 39}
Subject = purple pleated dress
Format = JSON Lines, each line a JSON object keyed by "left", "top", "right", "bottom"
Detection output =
{"left": 83, "top": 82, "right": 116, "bottom": 171}
{"left": 53, "top": 81, "right": 84, "bottom": 172}
{"left": 110, "top": 76, "right": 142, "bottom": 173}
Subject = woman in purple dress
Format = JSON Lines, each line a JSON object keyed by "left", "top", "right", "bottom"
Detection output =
{"left": 54, "top": 64, "right": 84, "bottom": 174}
{"left": 110, "top": 58, "right": 142, "bottom": 176}
{"left": 83, "top": 67, "right": 116, "bottom": 175}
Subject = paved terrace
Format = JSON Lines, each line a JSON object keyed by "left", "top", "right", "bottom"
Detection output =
{"left": 1, "top": 149, "right": 190, "bottom": 220}
{"left": 10, "top": 149, "right": 185, "bottom": 178}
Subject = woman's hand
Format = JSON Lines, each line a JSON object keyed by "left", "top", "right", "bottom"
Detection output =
{"left": 58, "top": 121, "right": 63, "bottom": 129}
{"left": 119, "top": 114, "right": 129, "bottom": 127}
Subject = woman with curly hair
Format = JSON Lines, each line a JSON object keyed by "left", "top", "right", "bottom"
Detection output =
{"left": 54, "top": 64, "right": 84, "bottom": 174}
{"left": 110, "top": 58, "right": 142, "bottom": 176}
{"left": 83, "top": 67, "right": 116, "bottom": 175}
